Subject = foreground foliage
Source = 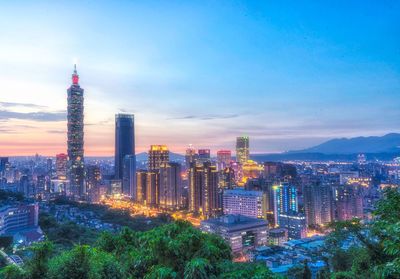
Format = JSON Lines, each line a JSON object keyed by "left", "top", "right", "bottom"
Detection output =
{"left": 326, "top": 188, "right": 400, "bottom": 278}
{"left": 0, "top": 221, "right": 274, "bottom": 279}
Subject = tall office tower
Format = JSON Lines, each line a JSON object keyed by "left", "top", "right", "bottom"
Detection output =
{"left": 159, "top": 162, "right": 182, "bottom": 209}
{"left": 223, "top": 189, "right": 266, "bottom": 219}
{"left": 115, "top": 114, "right": 135, "bottom": 180}
{"left": 67, "top": 65, "right": 85, "bottom": 197}
{"left": 188, "top": 162, "right": 220, "bottom": 216}
{"left": 273, "top": 182, "right": 298, "bottom": 225}
{"left": 202, "top": 162, "right": 220, "bottom": 217}
{"left": 86, "top": 165, "right": 101, "bottom": 192}
{"left": 56, "top": 153, "right": 68, "bottom": 179}
{"left": 185, "top": 146, "right": 198, "bottom": 169}
{"left": 148, "top": 145, "right": 169, "bottom": 171}
{"left": 236, "top": 136, "right": 249, "bottom": 164}
{"left": 218, "top": 167, "right": 236, "bottom": 189}
{"left": 136, "top": 170, "right": 148, "bottom": 203}
{"left": 303, "top": 181, "right": 332, "bottom": 226}
{"left": 188, "top": 162, "right": 203, "bottom": 213}
{"left": 123, "top": 155, "right": 136, "bottom": 199}
{"left": 198, "top": 149, "right": 211, "bottom": 164}
{"left": 336, "top": 184, "right": 363, "bottom": 220}
{"left": 146, "top": 171, "right": 159, "bottom": 206}
{"left": 217, "top": 150, "right": 232, "bottom": 171}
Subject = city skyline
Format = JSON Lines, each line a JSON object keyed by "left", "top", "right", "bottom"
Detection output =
{"left": 1, "top": 1, "right": 399, "bottom": 156}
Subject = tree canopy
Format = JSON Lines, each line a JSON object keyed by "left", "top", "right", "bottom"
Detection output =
{"left": 326, "top": 188, "right": 400, "bottom": 278}
{"left": 0, "top": 221, "right": 273, "bottom": 279}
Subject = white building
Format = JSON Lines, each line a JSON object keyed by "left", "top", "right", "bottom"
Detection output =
{"left": 223, "top": 189, "right": 266, "bottom": 219}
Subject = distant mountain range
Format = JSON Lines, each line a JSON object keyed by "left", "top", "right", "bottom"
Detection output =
{"left": 134, "top": 134, "right": 400, "bottom": 162}
{"left": 291, "top": 133, "right": 400, "bottom": 154}
{"left": 250, "top": 133, "right": 400, "bottom": 162}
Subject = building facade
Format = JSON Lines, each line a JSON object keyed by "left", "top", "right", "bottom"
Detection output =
{"left": 189, "top": 162, "right": 220, "bottom": 216}
{"left": 236, "top": 136, "right": 249, "bottom": 164}
{"left": 0, "top": 202, "right": 39, "bottom": 235}
{"left": 223, "top": 189, "right": 266, "bottom": 219}
{"left": 148, "top": 145, "right": 169, "bottom": 171}
{"left": 159, "top": 162, "right": 182, "bottom": 209}
{"left": 217, "top": 150, "right": 232, "bottom": 171}
{"left": 201, "top": 214, "right": 268, "bottom": 254}
{"left": 115, "top": 114, "right": 135, "bottom": 198}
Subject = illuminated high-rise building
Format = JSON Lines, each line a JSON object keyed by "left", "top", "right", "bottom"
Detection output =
{"left": 136, "top": 169, "right": 148, "bottom": 203}
{"left": 86, "top": 165, "right": 101, "bottom": 192}
{"left": 115, "top": 114, "right": 135, "bottom": 181}
{"left": 123, "top": 155, "right": 136, "bottom": 199}
{"left": 303, "top": 181, "right": 332, "bottom": 226}
{"left": 146, "top": 171, "right": 159, "bottom": 206}
{"left": 202, "top": 162, "right": 220, "bottom": 217}
{"left": 148, "top": 145, "right": 169, "bottom": 171}
{"left": 185, "top": 146, "right": 198, "bottom": 169}
{"left": 217, "top": 150, "right": 232, "bottom": 171}
{"left": 198, "top": 149, "right": 211, "bottom": 164}
{"left": 273, "top": 182, "right": 298, "bottom": 225}
{"left": 56, "top": 153, "right": 68, "bottom": 180}
{"left": 223, "top": 189, "right": 267, "bottom": 219}
{"left": 336, "top": 184, "right": 363, "bottom": 220}
{"left": 159, "top": 162, "right": 182, "bottom": 209}
{"left": 218, "top": 167, "right": 236, "bottom": 189}
{"left": 188, "top": 163, "right": 203, "bottom": 213}
{"left": 236, "top": 136, "right": 249, "bottom": 164}
{"left": 67, "top": 65, "right": 85, "bottom": 197}
{"left": 188, "top": 162, "right": 220, "bottom": 216}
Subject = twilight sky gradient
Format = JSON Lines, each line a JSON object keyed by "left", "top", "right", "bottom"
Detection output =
{"left": 0, "top": 1, "right": 399, "bottom": 156}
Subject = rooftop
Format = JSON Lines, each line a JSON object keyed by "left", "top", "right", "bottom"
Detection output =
{"left": 201, "top": 214, "right": 268, "bottom": 230}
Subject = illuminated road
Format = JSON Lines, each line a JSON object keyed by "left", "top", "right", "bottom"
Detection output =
{"left": 101, "top": 197, "right": 202, "bottom": 227}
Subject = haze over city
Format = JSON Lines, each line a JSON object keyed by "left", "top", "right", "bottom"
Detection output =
{"left": 0, "top": 1, "right": 399, "bottom": 156}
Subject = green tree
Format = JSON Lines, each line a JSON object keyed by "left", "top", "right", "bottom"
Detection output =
{"left": 144, "top": 266, "right": 177, "bottom": 279}
{"left": 0, "top": 237, "right": 13, "bottom": 251}
{"left": 183, "top": 258, "right": 214, "bottom": 279}
{"left": 47, "top": 245, "right": 124, "bottom": 279}
{"left": 327, "top": 188, "right": 400, "bottom": 278}
{"left": 0, "top": 265, "right": 25, "bottom": 279}
{"left": 25, "top": 241, "right": 54, "bottom": 279}
{"left": 217, "top": 261, "right": 274, "bottom": 279}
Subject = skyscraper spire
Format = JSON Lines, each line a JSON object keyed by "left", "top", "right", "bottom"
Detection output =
{"left": 72, "top": 64, "right": 79, "bottom": 85}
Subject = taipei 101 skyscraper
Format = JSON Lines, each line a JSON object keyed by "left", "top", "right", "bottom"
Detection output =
{"left": 67, "top": 65, "right": 85, "bottom": 198}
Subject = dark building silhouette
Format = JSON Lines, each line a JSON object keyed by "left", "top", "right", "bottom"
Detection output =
{"left": 115, "top": 114, "right": 135, "bottom": 181}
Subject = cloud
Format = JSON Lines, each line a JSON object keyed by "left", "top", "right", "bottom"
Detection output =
{"left": 0, "top": 101, "right": 47, "bottom": 109}
{"left": 86, "top": 119, "right": 113, "bottom": 126}
{"left": 169, "top": 114, "right": 239, "bottom": 120}
{"left": 47, "top": 130, "right": 66, "bottom": 134}
{"left": 0, "top": 110, "right": 66, "bottom": 122}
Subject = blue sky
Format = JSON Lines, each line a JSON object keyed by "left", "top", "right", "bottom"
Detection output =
{"left": 0, "top": 1, "right": 399, "bottom": 155}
